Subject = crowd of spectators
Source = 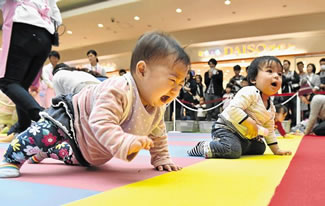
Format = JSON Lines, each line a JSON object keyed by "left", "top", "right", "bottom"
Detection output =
{"left": 174, "top": 58, "right": 325, "bottom": 124}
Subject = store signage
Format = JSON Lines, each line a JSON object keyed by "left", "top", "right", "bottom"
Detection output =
{"left": 198, "top": 42, "right": 297, "bottom": 58}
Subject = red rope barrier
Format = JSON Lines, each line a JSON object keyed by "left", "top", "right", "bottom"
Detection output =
{"left": 273, "top": 91, "right": 325, "bottom": 97}
{"left": 177, "top": 91, "right": 325, "bottom": 106}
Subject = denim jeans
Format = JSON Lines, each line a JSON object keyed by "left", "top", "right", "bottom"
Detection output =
{"left": 206, "top": 127, "right": 266, "bottom": 159}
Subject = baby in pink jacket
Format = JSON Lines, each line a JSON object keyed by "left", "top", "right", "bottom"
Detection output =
{"left": 0, "top": 32, "right": 190, "bottom": 177}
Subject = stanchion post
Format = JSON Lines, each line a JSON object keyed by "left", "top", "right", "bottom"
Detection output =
{"left": 296, "top": 94, "right": 301, "bottom": 124}
{"left": 169, "top": 99, "right": 180, "bottom": 133}
{"left": 173, "top": 99, "right": 176, "bottom": 131}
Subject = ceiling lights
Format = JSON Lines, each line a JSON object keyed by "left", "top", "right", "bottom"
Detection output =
{"left": 134, "top": 16, "right": 140, "bottom": 21}
{"left": 98, "top": 23, "right": 104, "bottom": 28}
{"left": 225, "top": 0, "right": 231, "bottom": 5}
{"left": 176, "top": 8, "right": 182, "bottom": 13}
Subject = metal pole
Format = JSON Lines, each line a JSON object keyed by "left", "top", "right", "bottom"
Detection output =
{"left": 169, "top": 99, "right": 180, "bottom": 133}
{"left": 296, "top": 94, "right": 301, "bottom": 124}
{"left": 173, "top": 99, "right": 176, "bottom": 131}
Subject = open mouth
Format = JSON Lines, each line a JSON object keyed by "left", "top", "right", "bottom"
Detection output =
{"left": 271, "top": 82, "right": 277, "bottom": 87}
{"left": 160, "top": 95, "right": 170, "bottom": 103}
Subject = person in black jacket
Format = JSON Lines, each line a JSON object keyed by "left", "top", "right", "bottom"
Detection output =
{"left": 180, "top": 71, "right": 197, "bottom": 120}
{"left": 282, "top": 60, "right": 300, "bottom": 127}
{"left": 204, "top": 58, "right": 223, "bottom": 121}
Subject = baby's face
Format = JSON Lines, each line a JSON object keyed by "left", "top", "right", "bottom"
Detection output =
{"left": 276, "top": 112, "right": 287, "bottom": 122}
{"left": 136, "top": 58, "right": 188, "bottom": 107}
{"left": 255, "top": 61, "right": 282, "bottom": 97}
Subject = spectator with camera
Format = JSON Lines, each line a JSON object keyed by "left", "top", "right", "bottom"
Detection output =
{"left": 204, "top": 58, "right": 223, "bottom": 121}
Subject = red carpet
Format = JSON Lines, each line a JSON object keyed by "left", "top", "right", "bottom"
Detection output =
{"left": 269, "top": 135, "right": 325, "bottom": 206}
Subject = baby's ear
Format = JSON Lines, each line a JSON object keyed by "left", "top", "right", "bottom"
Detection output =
{"left": 135, "top": 60, "right": 147, "bottom": 77}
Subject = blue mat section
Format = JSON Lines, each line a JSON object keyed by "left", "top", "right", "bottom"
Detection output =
{"left": 138, "top": 145, "right": 201, "bottom": 158}
{"left": 168, "top": 137, "right": 209, "bottom": 141}
{"left": 0, "top": 143, "right": 9, "bottom": 149}
{"left": 167, "top": 132, "right": 210, "bottom": 137}
{"left": 0, "top": 179, "right": 99, "bottom": 206}
{"left": 0, "top": 132, "right": 204, "bottom": 205}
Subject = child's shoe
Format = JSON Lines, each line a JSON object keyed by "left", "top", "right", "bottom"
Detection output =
{"left": 0, "top": 162, "right": 20, "bottom": 178}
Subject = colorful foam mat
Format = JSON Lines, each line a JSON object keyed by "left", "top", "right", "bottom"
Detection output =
{"left": 1, "top": 133, "right": 321, "bottom": 206}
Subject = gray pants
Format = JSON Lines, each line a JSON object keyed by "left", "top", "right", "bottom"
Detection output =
{"left": 205, "top": 127, "right": 266, "bottom": 159}
{"left": 205, "top": 94, "right": 220, "bottom": 121}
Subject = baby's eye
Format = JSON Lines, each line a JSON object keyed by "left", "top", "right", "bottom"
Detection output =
{"left": 278, "top": 73, "right": 283, "bottom": 77}
{"left": 266, "top": 70, "right": 273, "bottom": 73}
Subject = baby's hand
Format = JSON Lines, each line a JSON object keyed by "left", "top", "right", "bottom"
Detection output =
{"left": 274, "top": 149, "right": 292, "bottom": 156}
{"left": 156, "top": 164, "right": 182, "bottom": 172}
{"left": 128, "top": 136, "right": 154, "bottom": 155}
{"left": 242, "top": 117, "right": 258, "bottom": 138}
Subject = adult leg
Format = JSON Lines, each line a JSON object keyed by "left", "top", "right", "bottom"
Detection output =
{"left": 0, "top": 23, "right": 51, "bottom": 131}
{"left": 205, "top": 94, "right": 214, "bottom": 121}
{"left": 290, "top": 97, "right": 297, "bottom": 127}
{"left": 313, "top": 121, "right": 325, "bottom": 136}
{"left": 212, "top": 95, "right": 221, "bottom": 120}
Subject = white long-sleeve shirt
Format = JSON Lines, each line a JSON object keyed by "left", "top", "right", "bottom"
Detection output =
{"left": 86, "top": 63, "right": 107, "bottom": 76}
{"left": 221, "top": 86, "right": 277, "bottom": 145}
{"left": 42, "top": 63, "right": 54, "bottom": 88}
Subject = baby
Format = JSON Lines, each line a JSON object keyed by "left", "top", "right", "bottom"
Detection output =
{"left": 0, "top": 32, "right": 190, "bottom": 177}
{"left": 188, "top": 56, "right": 291, "bottom": 158}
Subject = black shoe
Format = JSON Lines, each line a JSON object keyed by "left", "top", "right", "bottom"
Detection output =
{"left": 7, "top": 122, "right": 22, "bottom": 136}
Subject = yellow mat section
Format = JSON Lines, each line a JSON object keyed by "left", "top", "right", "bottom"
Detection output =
{"left": 66, "top": 135, "right": 303, "bottom": 206}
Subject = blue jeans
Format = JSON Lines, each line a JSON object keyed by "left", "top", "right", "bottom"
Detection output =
{"left": 206, "top": 127, "right": 266, "bottom": 159}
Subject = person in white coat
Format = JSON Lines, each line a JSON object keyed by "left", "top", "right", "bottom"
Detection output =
{"left": 39, "top": 50, "right": 60, "bottom": 108}
{"left": 0, "top": 0, "right": 62, "bottom": 135}
{"left": 86, "top": 49, "right": 107, "bottom": 76}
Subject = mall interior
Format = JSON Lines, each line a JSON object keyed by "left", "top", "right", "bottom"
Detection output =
{"left": 30, "top": 0, "right": 325, "bottom": 132}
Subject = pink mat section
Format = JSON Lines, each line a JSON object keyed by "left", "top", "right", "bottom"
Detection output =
{"left": 0, "top": 148, "right": 203, "bottom": 191}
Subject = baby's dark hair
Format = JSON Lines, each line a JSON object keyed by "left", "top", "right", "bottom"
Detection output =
{"left": 226, "top": 83, "right": 233, "bottom": 89}
{"left": 247, "top": 56, "right": 283, "bottom": 85}
{"left": 275, "top": 104, "right": 288, "bottom": 114}
{"left": 130, "top": 32, "right": 190, "bottom": 73}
